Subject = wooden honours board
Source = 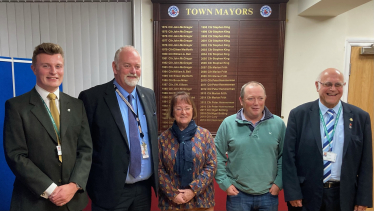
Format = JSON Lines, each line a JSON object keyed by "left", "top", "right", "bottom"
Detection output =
{"left": 153, "top": 0, "right": 288, "bottom": 134}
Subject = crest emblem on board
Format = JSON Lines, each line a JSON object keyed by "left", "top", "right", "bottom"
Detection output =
{"left": 168, "top": 5, "right": 179, "bottom": 18}
{"left": 260, "top": 5, "right": 272, "bottom": 17}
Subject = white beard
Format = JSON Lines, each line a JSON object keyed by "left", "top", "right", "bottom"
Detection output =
{"left": 124, "top": 74, "right": 139, "bottom": 87}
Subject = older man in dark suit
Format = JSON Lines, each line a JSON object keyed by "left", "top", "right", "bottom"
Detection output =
{"left": 283, "top": 68, "right": 372, "bottom": 211}
{"left": 78, "top": 46, "right": 158, "bottom": 211}
{"left": 3, "top": 43, "right": 93, "bottom": 211}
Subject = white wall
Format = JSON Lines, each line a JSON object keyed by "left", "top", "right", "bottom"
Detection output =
{"left": 139, "top": 0, "right": 374, "bottom": 123}
{"left": 0, "top": 2, "right": 133, "bottom": 97}
{"left": 282, "top": 0, "right": 374, "bottom": 123}
{"left": 141, "top": 0, "right": 154, "bottom": 90}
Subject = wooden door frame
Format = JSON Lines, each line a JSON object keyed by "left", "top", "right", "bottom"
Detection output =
{"left": 343, "top": 38, "right": 374, "bottom": 102}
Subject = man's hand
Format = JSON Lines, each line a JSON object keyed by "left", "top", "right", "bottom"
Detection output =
{"left": 226, "top": 185, "right": 239, "bottom": 196}
{"left": 49, "top": 183, "right": 78, "bottom": 206}
{"left": 269, "top": 184, "right": 280, "bottom": 196}
{"left": 172, "top": 193, "right": 187, "bottom": 205}
{"left": 289, "top": 199, "right": 302, "bottom": 207}
{"left": 354, "top": 205, "right": 367, "bottom": 211}
{"left": 179, "top": 189, "right": 196, "bottom": 203}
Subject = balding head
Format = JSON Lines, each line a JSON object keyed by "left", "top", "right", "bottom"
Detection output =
{"left": 316, "top": 68, "right": 344, "bottom": 84}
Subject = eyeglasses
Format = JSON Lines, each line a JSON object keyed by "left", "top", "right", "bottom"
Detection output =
{"left": 174, "top": 107, "right": 192, "bottom": 112}
{"left": 318, "top": 81, "right": 346, "bottom": 88}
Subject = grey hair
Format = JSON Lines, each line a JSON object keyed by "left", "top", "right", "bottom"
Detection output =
{"left": 240, "top": 81, "right": 266, "bottom": 99}
{"left": 113, "top": 45, "right": 140, "bottom": 69}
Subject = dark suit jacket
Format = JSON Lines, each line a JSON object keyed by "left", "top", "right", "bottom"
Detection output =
{"left": 78, "top": 79, "right": 159, "bottom": 209}
{"left": 283, "top": 99, "right": 372, "bottom": 210}
{"left": 3, "top": 88, "right": 93, "bottom": 211}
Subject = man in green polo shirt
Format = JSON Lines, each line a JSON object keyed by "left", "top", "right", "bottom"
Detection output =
{"left": 215, "top": 81, "right": 286, "bottom": 211}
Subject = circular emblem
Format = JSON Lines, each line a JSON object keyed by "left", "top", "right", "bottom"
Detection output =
{"left": 168, "top": 5, "right": 179, "bottom": 18}
{"left": 260, "top": 5, "right": 272, "bottom": 17}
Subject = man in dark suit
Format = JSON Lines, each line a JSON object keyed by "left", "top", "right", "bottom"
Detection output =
{"left": 3, "top": 43, "right": 93, "bottom": 211}
{"left": 283, "top": 68, "right": 372, "bottom": 211}
{"left": 78, "top": 46, "right": 158, "bottom": 211}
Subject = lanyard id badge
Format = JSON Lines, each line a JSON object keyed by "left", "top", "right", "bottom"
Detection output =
{"left": 323, "top": 151, "right": 337, "bottom": 162}
{"left": 141, "top": 140, "right": 149, "bottom": 159}
{"left": 56, "top": 145, "right": 62, "bottom": 155}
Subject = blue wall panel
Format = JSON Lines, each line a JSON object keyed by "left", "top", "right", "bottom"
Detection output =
{"left": 14, "top": 61, "right": 35, "bottom": 97}
{"left": 0, "top": 60, "right": 16, "bottom": 211}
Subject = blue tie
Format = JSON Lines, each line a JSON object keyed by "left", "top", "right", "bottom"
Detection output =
{"left": 128, "top": 94, "right": 141, "bottom": 178}
{"left": 323, "top": 109, "right": 335, "bottom": 183}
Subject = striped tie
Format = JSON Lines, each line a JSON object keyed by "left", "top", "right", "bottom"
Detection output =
{"left": 323, "top": 109, "right": 335, "bottom": 183}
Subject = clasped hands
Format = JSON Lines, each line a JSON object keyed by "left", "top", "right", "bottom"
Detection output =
{"left": 173, "top": 189, "right": 196, "bottom": 205}
{"left": 49, "top": 182, "right": 79, "bottom": 206}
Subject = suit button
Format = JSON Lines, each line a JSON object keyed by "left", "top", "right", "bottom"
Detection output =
{"left": 58, "top": 163, "right": 61, "bottom": 167}
{"left": 58, "top": 179, "right": 62, "bottom": 183}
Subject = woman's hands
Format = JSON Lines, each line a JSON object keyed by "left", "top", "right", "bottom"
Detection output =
{"left": 172, "top": 188, "right": 196, "bottom": 205}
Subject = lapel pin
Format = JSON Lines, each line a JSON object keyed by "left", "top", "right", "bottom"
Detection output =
{"left": 142, "top": 94, "right": 144, "bottom": 98}
{"left": 68, "top": 109, "right": 70, "bottom": 112}
{"left": 349, "top": 123, "right": 352, "bottom": 129}
{"left": 350, "top": 118, "right": 353, "bottom": 121}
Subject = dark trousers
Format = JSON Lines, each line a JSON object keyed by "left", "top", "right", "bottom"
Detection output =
{"left": 287, "top": 186, "right": 340, "bottom": 211}
{"left": 92, "top": 179, "right": 152, "bottom": 211}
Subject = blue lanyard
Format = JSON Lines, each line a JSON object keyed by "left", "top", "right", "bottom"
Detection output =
{"left": 319, "top": 106, "right": 342, "bottom": 151}
{"left": 38, "top": 94, "right": 61, "bottom": 141}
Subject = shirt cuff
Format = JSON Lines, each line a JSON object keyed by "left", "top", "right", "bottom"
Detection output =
{"left": 218, "top": 177, "right": 233, "bottom": 193}
{"left": 41, "top": 183, "right": 57, "bottom": 199}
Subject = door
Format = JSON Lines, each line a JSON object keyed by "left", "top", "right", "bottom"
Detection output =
{"left": 347, "top": 46, "right": 374, "bottom": 209}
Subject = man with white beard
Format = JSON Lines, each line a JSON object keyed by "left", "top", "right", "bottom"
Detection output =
{"left": 79, "top": 46, "right": 159, "bottom": 211}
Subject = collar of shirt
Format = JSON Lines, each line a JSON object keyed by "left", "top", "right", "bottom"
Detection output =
{"left": 35, "top": 84, "right": 60, "bottom": 100}
{"left": 113, "top": 80, "right": 137, "bottom": 104}
{"left": 240, "top": 108, "right": 265, "bottom": 126}
{"left": 35, "top": 84, "right": 60, "bottom": 112}
{"left": 318, "top": 100, "right": 342, "bottom": 116}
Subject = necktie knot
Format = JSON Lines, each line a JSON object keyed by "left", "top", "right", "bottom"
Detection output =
{"left": 47, "top": 93, "right": 57, "bottom": 100}
{"left": 327, "top": 109, "right": 335, "bottom": 116}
